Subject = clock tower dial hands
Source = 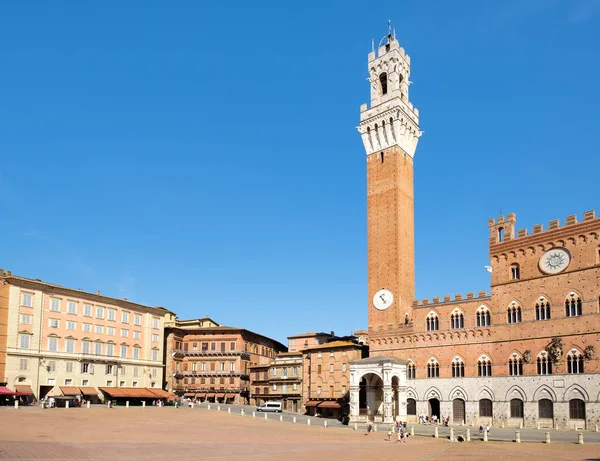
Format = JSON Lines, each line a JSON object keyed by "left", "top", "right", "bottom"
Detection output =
{"left": 373, "top": 289, "right": 394, "bottom": 311}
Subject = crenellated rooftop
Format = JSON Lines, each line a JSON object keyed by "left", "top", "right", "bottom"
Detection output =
{"left": 412, "top": 290, "right": 489, "bottom": 308}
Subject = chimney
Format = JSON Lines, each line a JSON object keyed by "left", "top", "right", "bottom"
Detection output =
{"left": 96, "top": 291, "right": 100, "bottom": 295}
{"left": 123, "top": 297, "right": 128, "bottom": 301}
{"left": 6, "top": 270, "right": 12, "bottom": 276}
{"left": 330, "top": 331, "right": 335, "bottom": 337}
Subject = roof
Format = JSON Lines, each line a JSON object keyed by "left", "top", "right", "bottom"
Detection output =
{"left": 167, "top": 323, "right": 287, "bottom": 352}
{"left": 302, "top": 341, "right": 363, "bottom": 352}
{"left": 165, "top": 317, "right": 221, "bottom": 328}
{"left": 287, "top": 332, "right": 331, "bottom": 339}
{"left": 349, "top": 355, "right": 408, "bottom": 365}
{"left": 274, "top": 351, "right": 302, "bottom": 358}
{"left": 1, "top": 272, "right": 174, "bottom": 315}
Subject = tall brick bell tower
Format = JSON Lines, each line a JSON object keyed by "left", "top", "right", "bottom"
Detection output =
{"left": 358, "top": 29, "right": 422, "bottom": 331}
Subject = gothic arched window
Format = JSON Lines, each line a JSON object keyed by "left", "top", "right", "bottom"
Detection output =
{"left": 565, "top": 295, "right": 583, "bottom": 317}
{"left": 426, "top": 312, "right": 439, "bottom": 332}
{"left": 450, "top": 310, "right": 464, "bottom": 330}
{"left": 407, "top": 361, "right": 416, "bottom": 379}
{"left": 567, "top": 350, "right": 585, "bottom": 374}
{"left": 451, "top": 357, "right": 465, "bottom": 378}
{"left": 476, "top": 306, "right": 491, "bottom": 327}
{"left": 427, "top": 358, "right": 439, "bottom": 378}
{"left": 535, "top": 297, "right": 551, "bottom": 321}
{"left": 477, "top": 356, "right": 492, "bottom": 377}
{"left": 537, "top": 352, "right": 552, "bottom": 375}
{"left": 507, "top": 303, "right": 522, "bottom": 324}
{"left": 508, "top": 354, "right": 523, "bottom": 376}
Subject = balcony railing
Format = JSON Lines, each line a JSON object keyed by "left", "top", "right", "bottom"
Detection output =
{"left": 172, "top": 349, "right": 250, "bottom": 360}
{"left": 173, "top": 370, "right": 250, "bottom": 379}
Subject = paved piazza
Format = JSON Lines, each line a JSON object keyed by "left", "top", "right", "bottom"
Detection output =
{"left": 1, "top": 408, "right": 599, "bottom": 461}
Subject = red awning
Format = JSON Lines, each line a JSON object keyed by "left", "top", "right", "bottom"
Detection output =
{"left": 197, "top": 393, "right": 207, "bottom": 398}
{"left": 0, "top": 386, "right": 15, "bottom": 396}
{"left": 60, "top": 386, "right": 81, "bottom": 396}
{"left": 78, "top": 387, "right": 98, "bottom": 397}
{"left": 304, "top": 400, "right": 320, "bottom": 407}
{"left": 215, "top": 393, "right": 225, "bottom": 398}
{"left": 15, "top": 385, "right": 34, "bottom": 395}
{"left": 318, "top": 401, "right": 341, "bottom": 409}
{"left": 225, "top": 393, "right": 235, "bottom": 399}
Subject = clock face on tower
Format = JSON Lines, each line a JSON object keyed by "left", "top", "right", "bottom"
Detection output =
{"left": 539, "top": 248, "right": 571, "bottom": 274}
{"left": 373, "top": 289, "right": 394, "bottom": 311}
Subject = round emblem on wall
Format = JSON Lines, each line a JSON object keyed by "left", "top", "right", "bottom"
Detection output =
{"left": 373, "top": 288, "right": 394, "bottom": 311}
{"left": 539, "top": 248, "right": 571, "bottom": 274}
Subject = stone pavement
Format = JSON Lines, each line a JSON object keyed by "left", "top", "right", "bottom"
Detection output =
{"left": 1, "top": 406, "right": 599, "bottom": 461}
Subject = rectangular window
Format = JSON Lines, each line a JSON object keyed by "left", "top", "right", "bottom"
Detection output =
{"left": 82, "top": 341, "right": 91, "bottom": 354}
{"left": 133, "top": 367, "right": 139, "bottom": 377}
{"left": 65, "top": 378, "right": 72, "bottom": 385}
{"left": 220, "top": 362, "right": 225, "bottom": 371}
{"left": 132, "top": 381, "right": 138, "bottom": 387}
{"left": 119, "top": 380, "right": 125, "bottom": 387}
{"left": 271, "top": 368, "right": 277, "bottom": 376}
{"left": 66, "top": 339, "right": 75, "bottom": 353}
{"left": 67, "top": 321, "right": 76, "bottom": 331}
{"left": 94, "top": 342, "right": 102, "bottom": 355}
{"left": 211, "top": 342, "right": 216, "bottom": 351}
{"left": 106, "top": 344, "right": 114, "bottom": 356}
{"left": 83, "top": 304, "right": 92, "bottom": 317}
{"left": 342, "top": 363, "right": 347, "bottom": 372}
{"left": 50, "top": 298, "right": 60, "bottom": 312}
{"left": 230, "top": 361, "right": 235, "bottom": 371}
{"left": 67, "top": 301, "right": 77, "bottom": 314}
{"left": 317, "top": 364, "right": 322, "bottom": 374}
{"left": 47, "top": 378, "right": 56, "bottom": 385}
{"left": 22, "top": 293, "right": 33, "bottom": 307}
{"left": 329, "top": 364, "right": 334, "bottom": 373}
{"left": 152, "top": 368, "right": 157, "bottom": 378}
{"left": 152, "top": 334, "right": 159, "bottom": 342}
{"left": 108, "top": 309, "right": 116, "bottom": 321}
{"left": 153, "top": 317, "right": 159, "bottom": 329}
{"left": 120, "top": 346, "right": 128, "bottom": 359}
{"left": 106, "top": 380, "right": 113, "bottom": 386}
{"left": 121, "top": 329, "right": 129, "bottom": 337}
{"left": 82, "top": 323, "right": 92, "bottom": 333}
{"left": 47, "top": 360, "right": 56, "bottom": 372}
{"left": 19, "top": 335, "right": 30, "bottom": 349}
{"left": 317, "top": 352, "right": 322, "bottom": 358}
{"left": 48, "top": 337, "right": 58, "bottom": 352}
{"left": 49, "top": 318, "right": 59, "bottom": 328}
{"left": 20, "top": 314, "right": 32, "bottom": 324}
{"left": 201, "top": 362, "right": 206, "bottom": 371}
{"left": 66, "top": 361, "right": 74, "bottom": 373}
{"left": 122, "top": 312, "right": 130, "bottom": 323}
{"left": 134, "top": 314, "right": 142, "bottom": 326}
{"left": 19, "top": 358, "right": 28, "bottom": 371}
{"left": 95, "top": 325, "right": 104, "bottom": 334}
{"left": 230, "top": 341, "right": 236, "bottom": 351}
{"left": 152, "top": 350, "right": 158, "bottom": 362}
{"left": 107, "top": 327, "right": 115, "bottom": 336}
{"left": 293, "top": 383, "right": 297, "bottom": 391}
{"left": 202, "top": 342, "right": 208, "bottom": 351}
{"left": 133, "top": 331, "right": 141, "bottom": 340}
{"left": 272, "top": 384, "right": 277, "bottom": 391}
{"left": 133, "top": 347, "right": 140, "bottom": 360}
{"left": 81, "top": 363, "right": 89, "bottom": 373}
{"left": 96, "top": 306, "right": 104, "bottom": 319}
{"left": 81, "top": 379, "right": 89, "bottom": 386}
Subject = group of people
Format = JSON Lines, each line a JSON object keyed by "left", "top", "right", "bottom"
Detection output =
{"left": 417, "top": 414, "right": 451, "bottom": 426}
{"left": 365, "top": 421, "right": 410, "bottom": 443}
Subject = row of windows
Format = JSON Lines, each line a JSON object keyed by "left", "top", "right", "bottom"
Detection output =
{"left": 316, "top": 363, "right": 348, "bottom": 374}
{"left": 38, "top": 318, "right": 159, "bottom": 342}
{"left": 253, "top": 383, "right": 299, "bottom": 394}
{"left": 425, "top": 295, "right": 586, "bottom": 331}
{"left": 179, "top": 341, "right": 237, "bottom": 352}
{"left": 180, "top": 376, "right": 236, "bottom": 385}
{"left": 18, "top": 335, "right": 159, "bottom": 361}
{"left": 406, "top": 398, "right": 586, "bottom": 420}
{"left": 177, "top": 361, "right": 237, "bottom": 372}
{"left": 408, "top": 351, "right": 585, "bottom": 378}
{"left": 20, "top": 293, "right": 161, "bottom": 328}
{"left": 20, "top": 358, "right": 158, "bottom": 378}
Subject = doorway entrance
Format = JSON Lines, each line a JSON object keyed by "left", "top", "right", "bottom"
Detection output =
{"left": 429, "top": 398, "right": 440, "bottom": 420}
{"left": 453, "top": 398, "right": 465, "bottom": 424}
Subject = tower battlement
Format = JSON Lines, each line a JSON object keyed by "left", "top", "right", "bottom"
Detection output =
{"left": 412, "top": 290, "right": 489, "bottom": 308}
{"left": 488, "top": 210, "right": 597, "bottom": 247}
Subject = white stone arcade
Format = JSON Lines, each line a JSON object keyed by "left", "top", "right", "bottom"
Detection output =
{"left": 348, "top": 356, "right": 408, "bottom": 424}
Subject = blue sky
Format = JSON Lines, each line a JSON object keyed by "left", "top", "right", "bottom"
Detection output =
{"left": 1, "top": 1, "right": 599, "bottom": 344}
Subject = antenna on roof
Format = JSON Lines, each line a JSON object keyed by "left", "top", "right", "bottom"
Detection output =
{"left": 371, "top": 38, "right": 374, "bottom": 53}
{"left": 387, "top": 19, "right": 392, "bottom": 36}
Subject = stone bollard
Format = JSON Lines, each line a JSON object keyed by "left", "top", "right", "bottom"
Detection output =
{"left": 483, "top": 430, "right": 488, "bottom": 442}
{"left": 228, "top": 407, "right": 231, "bottom": 414}
{"left": 449, "top": 428, "right": 454, "bottom": 442}
{"left": 191, "top": 402, "right": 194, "bottom": 409}
{"left": 515, "top": 430, "right": 521, "bottom": 443}
{"left": 208, "top": 404, "right": 211, "bottom": 410}
{"left": 126, "top": 401, "right": 129, "bottom": 408}
{"left": 217, "top": 405, "right": 221, "bottom": 411}
{"left": 373, "top": 425, "right": 377, "bottom": 432}
{"left": 280, "top": 415, "right": 283, "bottom": 422}
{"left": 87, "top": 401, "right": 91, "bottom": 408}
{"left": 520, "top": 422, "right": 523, "bottom": 429}
{"left": 252, "top": 411, "right": 255, "bottom": 418}
{"left": 353, "top": 422, "right": 357, "bottom": 431}
{"left": 293, "top": 416, "right": 296, "bottom": 424}
{"left": 466, "top": 428, "right": 470, "bottom": 442}
{"left": 14, "top": 400, "right": 19, "bottom": 409}
{"left": 544, "top": 432, "right": 550, "bottom": 444}
{"left": 66, "top": 401, "right": 69, "bottom": 409}
{"left": 324, "top": 420, "right": 328, "bottom": 428}
{"left": 264, "top": 413, "right": 268, "bottom": 420}
{"left": 434, "top": 427, "right": 439, "bottom": 438}
{"left": 241, "top": 408, "right": 245, "bottom": 416}
{"left": 595, "top": 424, "right": 598, "bottom": 433}
{"left": 501, "top": 421, "right": 505, "bottom": 428}
{"left": 578, "top": 432, "right": 584, "bottom": 445}
{"left": 307, "top": 418, "right": 311, "bottom": 426}
{"left": 410, "top": 426, "right": 414, "bottom": 436}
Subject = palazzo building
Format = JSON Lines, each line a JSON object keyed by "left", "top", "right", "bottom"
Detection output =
{"left": 0, "top": 270, "right": 170, "bottom": 400}
{"left": 350, "top": 29, "right": 600, "bottom": 430}
{"left": 164, "top": 315, "right": 287, "bottom": 404}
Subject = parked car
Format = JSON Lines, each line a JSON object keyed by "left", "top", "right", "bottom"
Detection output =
{"left": 256, "top": 401, "right": 282, "bottom": 413}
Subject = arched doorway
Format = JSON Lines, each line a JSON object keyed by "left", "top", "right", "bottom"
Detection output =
{"left": 429, "top": 398, "right": 440, "bottom": 420}
{"left": 391, "top": 376, "right": 400, "bottom": 418}
{"left": 453, "top": 398, "right": 465, "bottom": 424}
{"left": 359, "top": 373, "right": 383, "bottom": 422}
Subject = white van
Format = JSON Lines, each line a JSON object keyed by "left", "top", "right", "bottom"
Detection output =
{"left": 256, "top": 401, "right": 282, "bottom": 413}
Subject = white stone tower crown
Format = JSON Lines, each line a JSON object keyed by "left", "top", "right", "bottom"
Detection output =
{"left": 358, "top": 31, "right": 422, "bottom": 157}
